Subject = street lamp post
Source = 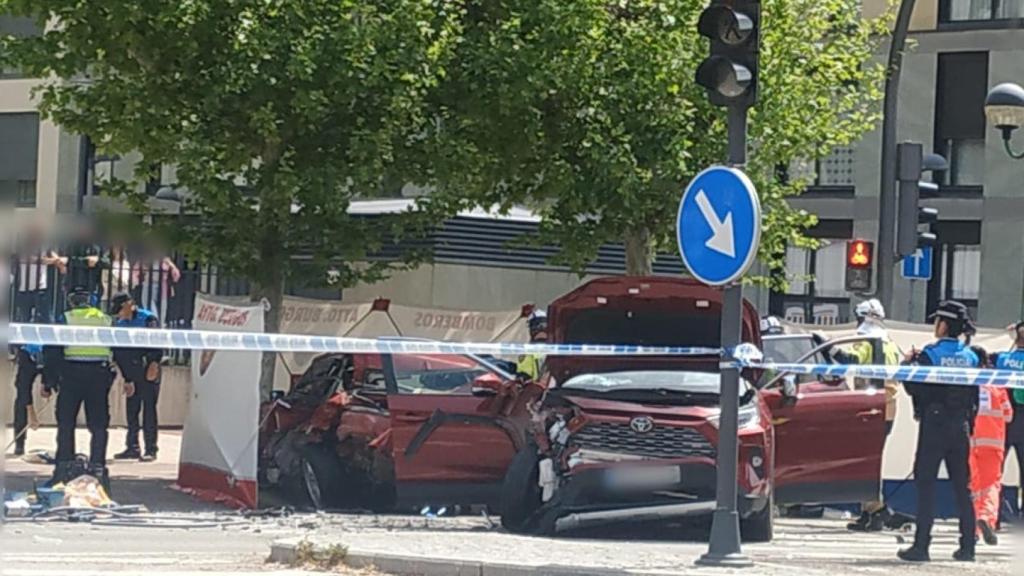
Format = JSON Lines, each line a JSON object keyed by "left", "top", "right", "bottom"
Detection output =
{"left": 985, "top": 83, "right": 1024, "bottom": 159}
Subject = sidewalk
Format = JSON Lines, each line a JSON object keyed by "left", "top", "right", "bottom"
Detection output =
{"left": 269, "top": 517, "right": 1017, "bottom": 576}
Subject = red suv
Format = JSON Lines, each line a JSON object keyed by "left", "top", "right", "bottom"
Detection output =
{"left": 498, "top": 277, "right": 888, "bottom": 541}
{"left": 259, "top": 277, "right": 887, "bottom": 543}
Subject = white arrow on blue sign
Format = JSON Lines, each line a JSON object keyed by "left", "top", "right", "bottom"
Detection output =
{"left": 676, "top": 166, "right": 761, "bottom": 286}
{"left": 901, "top": 246, "right": 933, "bottom": 280}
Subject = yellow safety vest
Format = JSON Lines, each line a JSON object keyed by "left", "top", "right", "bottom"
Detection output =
{"left": 517, "top": 353, "right": 544, "bottom": 380}
{"left": 64, "top": 307, "right": 113, "bottom": 361}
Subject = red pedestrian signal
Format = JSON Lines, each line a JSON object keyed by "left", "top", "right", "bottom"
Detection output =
{"left": 847, "top": 240, "right": 873, "bottom": 268}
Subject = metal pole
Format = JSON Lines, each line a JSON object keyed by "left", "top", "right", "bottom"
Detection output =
{"left": 697, "top": 104, "right": 753, "bottom": 568}
{"left": 876, "top": 0, "right": 917, "bottom": 313}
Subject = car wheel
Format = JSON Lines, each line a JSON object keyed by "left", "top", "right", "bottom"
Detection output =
{"left": 295, "top": 445, "right": 344, "bottom": 511}
{"left": 741, "top": 494, "right": 775, "bottom": 543}
{"left": 499, "top": 445, "right": 542, "bottom": 533}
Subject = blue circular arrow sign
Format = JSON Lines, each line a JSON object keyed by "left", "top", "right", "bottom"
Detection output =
{"left": 676, "top": 166, "right": 761, "bottom": 286}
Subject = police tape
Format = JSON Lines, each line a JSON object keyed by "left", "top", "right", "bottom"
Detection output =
{"left": 9, "top": 323, "right": 1024, "bottom": 390}
{"left": 7, "top": 323, "right": 721, "bottom": 358}
{"left": 744, "top": 361, "right": 1024, "bottom": 391}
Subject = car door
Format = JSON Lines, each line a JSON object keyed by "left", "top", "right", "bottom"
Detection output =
{"left": 382, "top": 353, "right": 525, "bottom": 508}
{"left": 759, "top": 336, "right": 887, "bottom": 505}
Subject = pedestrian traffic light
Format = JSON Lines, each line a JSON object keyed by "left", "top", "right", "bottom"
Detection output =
{"left": 695, "top": 0, "right": 760, "bottom": 108}
{"left": 845, "top": 239, "right": 874, "bottom": 292}
{"left": 896, "top": 142, "right": 944, "bottom": 258}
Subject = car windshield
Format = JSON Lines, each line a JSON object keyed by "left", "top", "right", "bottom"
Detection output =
{"left": 562, "top": 370, "right": 744, "bottom": 398}
{"left": 762, "top": 336, "right": 817, "bottom": 364}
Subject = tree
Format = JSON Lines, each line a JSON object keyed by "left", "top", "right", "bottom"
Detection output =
{"left": 423, "top": 0, "right": 891, "bottom": 284}
{"left": 1, "top": 0, "right": 462, "bottom": 398}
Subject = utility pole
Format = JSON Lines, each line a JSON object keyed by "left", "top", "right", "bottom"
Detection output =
{"left": 876, "top": 0, "right": 918, "bottom": 313}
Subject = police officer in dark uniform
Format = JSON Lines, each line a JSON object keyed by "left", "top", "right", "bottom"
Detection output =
{"left": 44, "top": 287, "right": 117, "bottom": 488}
{"left": 899, "top": 301, "right": 979, "bottom": 563}
{"left": 109, "top": 292, "right": 164, "bottom": 462}
{"left": 997, "top": 321, "right": 1024, "bottom": 519}
{"left": 11, "top": 344, "right": 43, "bottom": 456}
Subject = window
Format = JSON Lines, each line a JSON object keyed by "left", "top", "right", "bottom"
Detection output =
{"left": 0, "top": 15, "right": 41, "bottom": 78}
{"left": 391, "top": 354, "right": 491, "bottom": 395}
{"left": 926, "top": 221, "right": 982, "bottom": 317}
{"left": 777, "top": 240, "right": 853, "bottom": 325}
{"left": 942, "top": 0, "right": 1024, "bottom": 22}
{"left": 788, "top": 145, "right": 856, "bottom": 188}
{"left": 934, "top": 53, "right": 988, "bottom": 188}
{"left": 0, "top": 113, "right": 40, "bottom": 208}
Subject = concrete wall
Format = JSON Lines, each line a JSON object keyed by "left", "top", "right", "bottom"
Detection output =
{"left": 1, "top": 78, "right": 68, "bottom": 216}
{"left": 342, "top": 262, "right": 597, "bottom": 311}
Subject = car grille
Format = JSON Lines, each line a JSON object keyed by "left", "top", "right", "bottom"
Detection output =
{"left": 572, "top": 421, "right": 716, "bottom": 460}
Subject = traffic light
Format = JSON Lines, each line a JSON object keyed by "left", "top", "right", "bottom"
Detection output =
{"left": 845, "top": 239, "right": 874, "bottom": 292}
{"left": 896, "top": 142, "right": 944, "bottom": 258}
{"left": 695, "top": 0, "right": 760, "bottom": 108}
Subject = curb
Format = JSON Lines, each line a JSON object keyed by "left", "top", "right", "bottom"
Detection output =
{"left": 269, "top": 538, "right": 664, "bottom": 576}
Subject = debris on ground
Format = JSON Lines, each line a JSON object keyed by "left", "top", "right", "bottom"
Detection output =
{"left": 62, "top": 475, "right": 114, "bottom": 508}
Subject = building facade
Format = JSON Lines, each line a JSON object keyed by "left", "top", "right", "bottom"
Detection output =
{"left": 5, "top": 5, "right": 1024, "bottom": 325}
{"left": 768, "top": 0, "right": 1024, "bottom": 327}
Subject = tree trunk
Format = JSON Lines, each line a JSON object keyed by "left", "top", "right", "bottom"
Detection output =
{"left": 624, "top": 228, "right": 654, "bottom": 276}
{"left": 254, "top": 266, "right": 283, "bottom": 402}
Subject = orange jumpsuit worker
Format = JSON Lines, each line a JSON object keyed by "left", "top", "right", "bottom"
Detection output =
{"left": 969, "top": 383, "right": 1013, "bottom": 546}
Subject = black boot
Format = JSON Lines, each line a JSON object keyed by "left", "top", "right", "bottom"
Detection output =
{"left": 45, "top": 461, "right": 73, "bottom": 487}
{"left": 113, "top": 448, "right": 141, "bottom": 460}
{"left": 897, "top": 545, "right": 930, "bottom": 562}
{"left": 953, "top": 547, "right": 975, "bottom": 562}
{"left": 979, "top": 519, "right": 998, "bottom": 546}
{"left": 13, "top": 440, "right": 26, "bottom": 457}
{"left": 89, "top": 463, "right": 112, "bottom": 496}
{"left": 847, "top": 511, "right": 872, "bottom": 531}
{"left": 865, "top": 508, "right": 890, "bottom": 532}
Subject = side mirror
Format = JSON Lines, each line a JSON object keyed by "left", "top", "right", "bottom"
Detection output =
{"left": 471, "top": 372, "right": 504, "bottom": 397}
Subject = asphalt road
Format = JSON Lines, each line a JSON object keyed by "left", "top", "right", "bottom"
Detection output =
{"left": 3, "top": 428, "right": 1019, "bottom": 575}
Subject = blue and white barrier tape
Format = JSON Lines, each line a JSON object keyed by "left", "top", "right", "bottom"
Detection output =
{"left": 9, "top": 323, "right": 1024, "bottom": 390}
{"left": 749, "top": 361, "right": 1024, "bottom": 391}
{"left": 7, "top": 323, "right": 721, "bottom": 358}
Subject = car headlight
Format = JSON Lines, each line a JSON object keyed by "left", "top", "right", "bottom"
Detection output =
{"left": 709, "top": 404, "right": 761, "bottom": 430}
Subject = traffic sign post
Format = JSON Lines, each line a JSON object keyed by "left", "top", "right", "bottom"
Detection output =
{"left": 678, "top": 111, "right": 760, "bottom": 568}
{"left": 901, "top": 246, "right": 933, "bottom": 280}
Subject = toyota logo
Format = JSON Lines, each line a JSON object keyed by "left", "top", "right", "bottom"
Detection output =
{"left": 630, "top": 416, "right": 654, "bottom": 434}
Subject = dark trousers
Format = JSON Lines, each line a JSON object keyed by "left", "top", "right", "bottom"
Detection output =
{"left": 124, "top": 378, "right": 160, "bottom": 454}
{"left": 1007, "top": 407, "right": 1024, "bottom": 514}
{"left": 55, "top": 362, "right": 115, "bottom": 465}
{"left": 913, "top": 408, "right": 975, "bottom": 551}
{"left": 13, "top": 350, "right": 39, "bottom": 452}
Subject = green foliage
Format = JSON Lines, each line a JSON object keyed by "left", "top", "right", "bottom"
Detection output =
{"left": 0, "top": 0, "right": 462, "bottom": 303}
{"left": 422, "top": 0, "right": 892, "bottom": 288}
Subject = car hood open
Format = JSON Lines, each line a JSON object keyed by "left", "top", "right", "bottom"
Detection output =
{"left": 545, "top": 277, "right": 760, "bottom": 383}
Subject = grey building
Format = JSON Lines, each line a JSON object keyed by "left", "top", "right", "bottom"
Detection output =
{"left": 766, "top": 0, "right": 1024, "bottom": 328}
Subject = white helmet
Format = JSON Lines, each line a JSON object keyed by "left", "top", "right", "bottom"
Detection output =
{"left": 855, "top": 299, "right": 885, "bottom": 321}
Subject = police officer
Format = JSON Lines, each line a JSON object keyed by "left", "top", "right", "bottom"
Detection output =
{"left": 109, "top": 292, "right": 164, "bottom": 462}
{"left": 997, "top": 321, "right": 1024, "bottom": 520}
{"left": 44, "top": 286, "right": 117, "bottom": 487}
{"left": 828, "top": 299, "right": 901, "bottom": 531}
{"left": 517, "top": 309, "right": 548, "bottom": 380}
{"left": 898, "top": 300, "right": 979, "bottom": 563}
{"left": 11, "top": 344, "right": 43, "bottom": 456}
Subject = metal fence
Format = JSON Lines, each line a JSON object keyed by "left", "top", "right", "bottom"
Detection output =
{"left": 9, "top": 245, "right": 251, "bottom": 363}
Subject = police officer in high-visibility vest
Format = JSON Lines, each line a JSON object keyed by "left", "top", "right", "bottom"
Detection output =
{"left": 899, "top": 300, "right": 979, "bottom": 563}
{"left": 44, "top": 286, "right": 117, "bottom": 487}
{"left": 517, "top": 310, "right": 548, "bottom": 381}
{"left": 997, "top": 321, "right": 1024, "bottom": 521}
{"left": 827, "top": 299, "right": 902, "bottom": 531}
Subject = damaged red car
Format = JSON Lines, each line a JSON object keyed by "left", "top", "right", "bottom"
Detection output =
{"left": 497, "top": 277, "right": 888, "bottom": 541}
{"left": 258, "top": 346, "right": 535, "bottom": 511}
